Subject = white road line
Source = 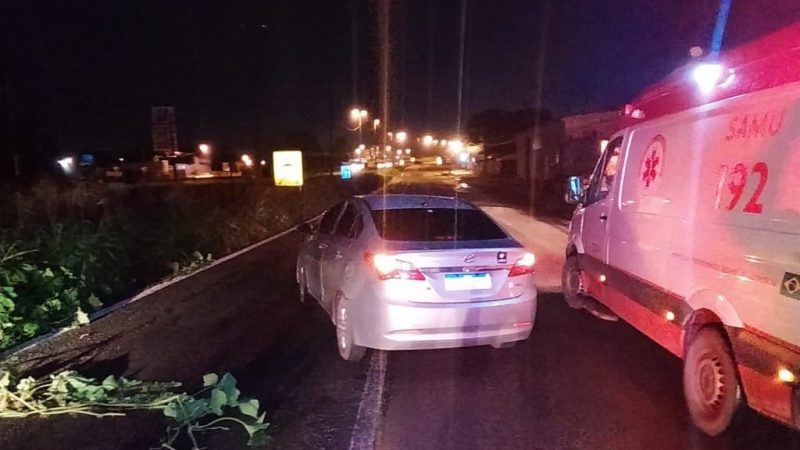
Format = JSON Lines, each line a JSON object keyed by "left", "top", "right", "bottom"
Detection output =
{"left": 348, "top": 350, "right": 388, "bottom": 450}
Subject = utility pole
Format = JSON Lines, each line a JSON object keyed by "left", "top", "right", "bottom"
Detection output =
{"left": 351, "top": 0, "right": 358, "bottom": 104}
{"left": 456, "top": 0, "right": 467, "bottom": 135}
{"left": 426, "top": 2, "right": 435, "bottom": 130}
{"left": 378, "top": 0, "right": 391, "bottom": 152}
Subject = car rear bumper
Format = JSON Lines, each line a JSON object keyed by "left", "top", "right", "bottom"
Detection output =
{"left": 350, "top": 290, "right": 537, "bottom": 351}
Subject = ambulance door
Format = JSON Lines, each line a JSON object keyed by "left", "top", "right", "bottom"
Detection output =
{"left": 581, "top": 136, "right": 623, "bottom": 263}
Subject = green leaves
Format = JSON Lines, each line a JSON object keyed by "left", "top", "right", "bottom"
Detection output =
{"left": 162, "top": 372, "right": 269, "bottom": 448}
{"left": 238, "top": 398, "right": 260, "bottom": 418}
{"left": 202, "top": 373, "right": 218, "bottom": 387}
{"left": 209, "top": 389, "right": 227, "bottom": 415}
{"left": 0, "top": 370, "right": 182, "bottom": 418}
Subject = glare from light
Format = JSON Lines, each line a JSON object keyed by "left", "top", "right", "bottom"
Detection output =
{"left": 440, "top": 140, "right": 448, "bottom": 147}
{"left": 372, "top": 253, "right": 397, "bottom": 275}
{"left": 599, "top": 274, "right": 607, "bottom": 283}
{"left": 373, "top": 118, "right": 381, "bottom": 129}
{"left": 57, "top": 157, "right": 74, "bottom": 172}
{"left": 778, "top": 368, "right": 796, "bottom": 384}
{"left": 692, "top": 63, "right": 724, "bottom": 95}
{"left": 422, "top": 135, "right": 433, "bottom": 146}
{"left": 241, "top": 154, "right": 254, "bottom": 167}
{"left": 351, "top": 163, "right": 365, "bottom": 174}
{"left": 458, "top": 152, "right": 469, "bottom": 162}
{"left": 396, "top": 131, "right": 407, "bottom": 144}
{"left": 518, "top": 253, "right": 536, "bottom": 267}
{"left": 260, "top": 160, "right": 266, "bottom": 166}
{"left": 665, "top": 311, "right": 676, "bottom": 322}
{"left": 399, "top": 159, "right": 405, "bottom": 167}
{"left": 600, "top": 139, "right": 609, "bottom": 154}
{"left": 396, "top": 149, "right": 402, "bottom": 155}
{"left": 349, "top": 108, "right": 361, "bottom": 122}
{"left": 410, "top": 157, "right": 416, "bottom": 163}
{"left": 355, "top": 147, "right": 363, "bottom": 156}
{"left": 435, "top": 156, "right": 443, "bottom": 165}
{"left": 198, "top": 143, "right": 211, "bottom": 154}
{"left": 405, "top": 148, "right": 411, "bottom": 155}
{"left": 358, "top": 144, "right": 366, "bottom": 150}
{"left": 448, "top": 139, "right": 464, "bottom": 154}
{"left": 360, "top": 109, "right": 368, "bottom": 119}
{"left": 118, "top": 157, "right": 125, "bottom": 162}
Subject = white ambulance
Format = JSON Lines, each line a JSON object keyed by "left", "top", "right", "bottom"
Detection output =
{"left": 563, "top": 24, "right": 800, "bottom": 436}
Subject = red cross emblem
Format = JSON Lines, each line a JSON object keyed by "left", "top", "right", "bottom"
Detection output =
{"left": 641, "top": 135, "right": 666, "bottom": 188}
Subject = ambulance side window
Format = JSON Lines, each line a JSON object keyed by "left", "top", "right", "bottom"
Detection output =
{"left": 586, "top": 137, "right": 623, "bottom": 204}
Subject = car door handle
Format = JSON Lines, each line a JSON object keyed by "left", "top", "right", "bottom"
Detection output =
{"left": 318, "top": 243, "right": 329, "bottom": 250}
{"left": 599, "top": 214, "right": 608, "bottom": 221}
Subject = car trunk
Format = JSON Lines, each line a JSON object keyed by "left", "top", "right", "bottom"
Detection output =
{"left": 381, "top": 242, "right": 528, "bottom": 303}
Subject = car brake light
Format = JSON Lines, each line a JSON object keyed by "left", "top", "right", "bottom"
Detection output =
{"left": 364, "top": 252, "right": 425, "bottom": 281}
{"left": 508, "top": 252, "right": 535, "bottom": 277}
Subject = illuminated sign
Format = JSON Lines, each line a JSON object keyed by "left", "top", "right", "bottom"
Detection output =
{"left": 340, "top": 164, "right": 352, "bottom": 180}
{"left": 273, "top": 150, "right": 304, "bottom": 186}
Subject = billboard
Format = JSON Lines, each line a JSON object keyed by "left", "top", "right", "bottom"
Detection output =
{"left": 151, "top": 106, "right": 178, "bottom": 156}
{"left": 273, "top": 151, "right": 303, "bottom": 186}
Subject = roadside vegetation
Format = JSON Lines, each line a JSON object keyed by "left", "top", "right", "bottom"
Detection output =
{"left": 0, "top": 174, "right": 384, "bottom": 352}
{"left": 0, "top": 369, "right": 268, "bottom": 449}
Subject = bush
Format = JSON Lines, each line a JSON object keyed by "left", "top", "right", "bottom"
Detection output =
{"left": 0, "top": 175, "right": 354, "bottom": 351}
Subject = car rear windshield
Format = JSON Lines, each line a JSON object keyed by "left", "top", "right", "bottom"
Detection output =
{"left": 371, "top": 208, "right": 507, "bottom": 241}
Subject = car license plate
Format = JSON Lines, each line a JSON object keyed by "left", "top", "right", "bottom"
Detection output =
{"left": 444, "top": 273, "right": 491, "bottom": 291}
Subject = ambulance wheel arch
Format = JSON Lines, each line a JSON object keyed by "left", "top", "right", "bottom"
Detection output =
{"left": 683, "top": 289, "right": 745, "bottom": 338}
{"left": 682, "top": 290, "right": 744, "bottom": 350}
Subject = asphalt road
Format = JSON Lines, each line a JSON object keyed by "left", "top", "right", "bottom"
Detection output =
{"left": 2, "top": 165, "right": 799, "bottom": 450}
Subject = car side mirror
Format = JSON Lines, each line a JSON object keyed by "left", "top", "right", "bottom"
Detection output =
{"left": 296, "top": 222, "right": 315, "bottom": 234}
{"left": 564, "top": 176, "right": 584, "bottom": 205}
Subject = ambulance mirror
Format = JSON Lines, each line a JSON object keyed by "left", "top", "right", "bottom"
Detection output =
{"left": 565, "top": 176, "right": 584, "bottom": 204}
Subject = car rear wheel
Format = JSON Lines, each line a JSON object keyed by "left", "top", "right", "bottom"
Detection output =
{"left": 683, "top": 327, "right": 743, "bottom": 436}
{"left": 335, "top": 300, "right": 366, "bottom": 362}
{"left": 562, "top": 255, "right": 587, "bottom": 309}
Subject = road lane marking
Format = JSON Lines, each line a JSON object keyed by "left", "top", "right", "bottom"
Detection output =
{"left": 349, "top": 350, "right": 387, "bottom": 450}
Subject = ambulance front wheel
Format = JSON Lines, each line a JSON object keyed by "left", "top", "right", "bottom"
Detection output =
{"left": 562, "top": 255, "right": 587, "bottom": 309}
{"left": 683, "top": 327, "right": 744, "bottom": 436}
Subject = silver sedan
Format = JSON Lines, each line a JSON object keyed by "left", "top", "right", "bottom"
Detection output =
{"left": 296, "top": 194, "right": 537, "bottom": 361}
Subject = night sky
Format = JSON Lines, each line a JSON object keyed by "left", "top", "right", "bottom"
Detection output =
{"left": 2, "top": 0, "right": 799, "bottom": 167}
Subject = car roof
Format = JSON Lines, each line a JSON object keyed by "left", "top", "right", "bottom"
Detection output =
{"left": 356, "top": 194, "right": 477, "bottom": 211}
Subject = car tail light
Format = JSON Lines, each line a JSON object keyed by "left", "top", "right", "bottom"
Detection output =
{"left": 508, "top": 252, "right": 535, "bottom": 277}
{"left": 364, "top": 252, "right": 425, "bottom": 281}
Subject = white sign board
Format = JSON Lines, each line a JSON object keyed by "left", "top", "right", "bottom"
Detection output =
{"left": 273, "top": 150, "right": 304, "bottom": 186}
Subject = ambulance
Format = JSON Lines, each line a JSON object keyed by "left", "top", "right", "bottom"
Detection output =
{"left": 562, "top": 24, "right": 800, "bottom": 436}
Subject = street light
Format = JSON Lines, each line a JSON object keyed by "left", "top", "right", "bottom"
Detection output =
{"left": 198, "top": 143, "right": 211, "bottom": 155}
{"left": 396, "top": 131, "right": 407, "bottom": 144}
{"left": 448, "top": 139, "right": 464, "bottom": 154}
{"left": 373, "top": 118, "right": 381, "bottom": 130}
{"left": 422, "top": 135, "right": 433, "bottom": 147}
{"left": 241, "top": 154, "right": 254, "bottom": 168}
{"left": 349, "top": 107, "right": 368, "bottom": 145}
